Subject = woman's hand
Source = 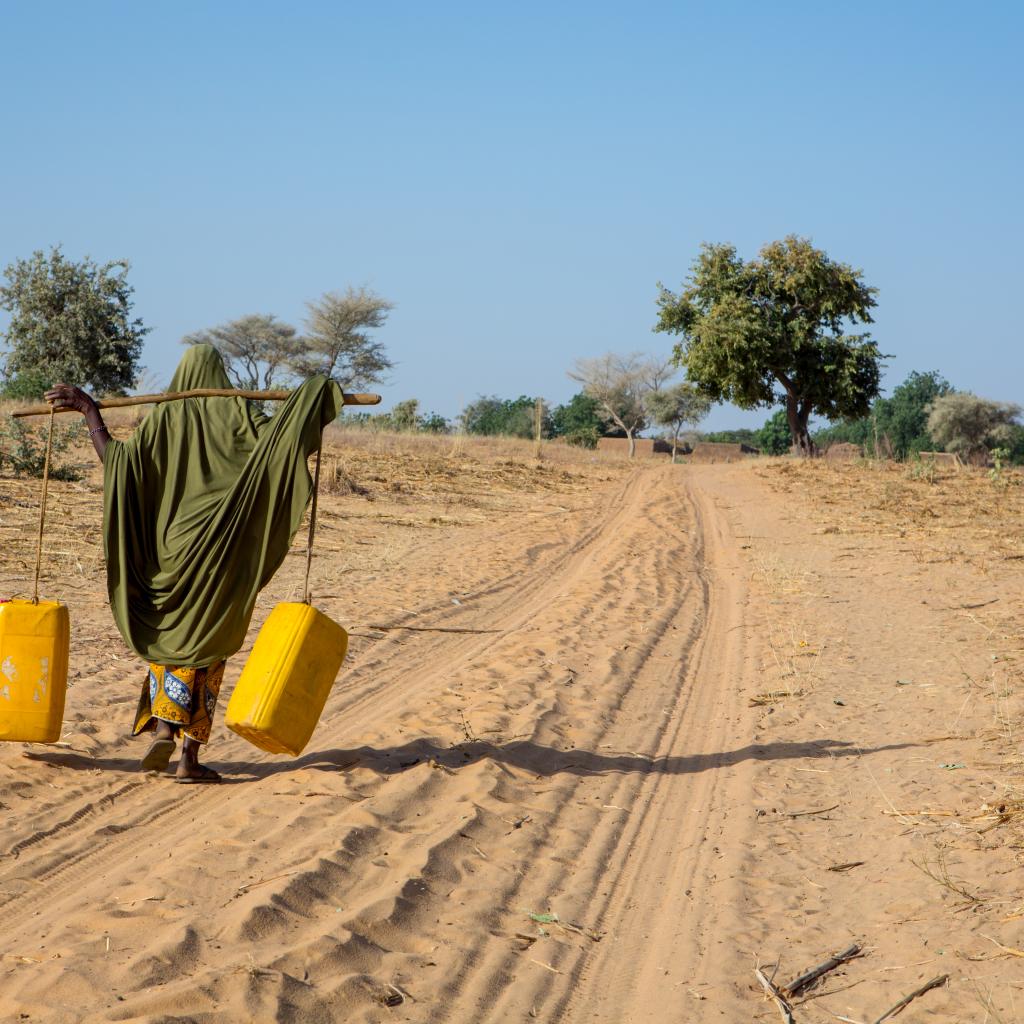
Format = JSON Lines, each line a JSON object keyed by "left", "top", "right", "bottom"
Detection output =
{"left": 44, "top": 384, "right": 97, "bottom": 415}
{"left": 44, "top": 384, "right": 109, "bottom": 462}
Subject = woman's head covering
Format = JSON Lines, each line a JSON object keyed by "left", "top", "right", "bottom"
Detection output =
{"left": 169, "top": 344, "right": 233, "bottom": 392}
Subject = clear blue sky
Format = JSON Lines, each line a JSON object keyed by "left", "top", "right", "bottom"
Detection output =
{"left": 1, "top": 1, "right": 1020, "bottom": 430}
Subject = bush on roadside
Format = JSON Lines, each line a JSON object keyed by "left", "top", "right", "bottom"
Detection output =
{"left": 418, "top": 411, "right": 450, "bottom": 434}
{"left": 563, "top": 426, "right": 600, "bottom": 449}
{"left": 0, "top": 418, "right": 85, "bottom": 481}
{"left": 926, "top": 393, "right": 1021, "bottom": 463}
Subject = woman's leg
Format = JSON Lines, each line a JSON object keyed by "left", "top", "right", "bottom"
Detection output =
{"left": 174, "top": 662, "right": 224, "bottom": 782}
{"left": 176, "top": 735, "right": 221, "bottom": 782}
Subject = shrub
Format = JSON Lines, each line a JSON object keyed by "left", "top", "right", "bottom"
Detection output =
{"left": 462, "top": 395, "right": 547, "bottom": 438}
{"left": 926, "top": 393, "right": 1021, "bottom": 462}
{"left": 563, "top": 427, "right": 600, "bottom": 449}
{"left": 756, "top": 410, "right": 792, "bottom": 455}
{"left": 419, "top": 411, "right": 450, "bottom": 434}
{"left": 0, "top": 418, "right": 85, "bottom": 481}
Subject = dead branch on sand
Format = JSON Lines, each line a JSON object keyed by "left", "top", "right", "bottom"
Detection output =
{"left": 755, "top": 966, "right": 795, "bottom": 1023}
{"left": 784, "top": 944, "right": 862, "bottom": 998}
{"left": 872, "top": 974, "right": 949, "bottom": 1023}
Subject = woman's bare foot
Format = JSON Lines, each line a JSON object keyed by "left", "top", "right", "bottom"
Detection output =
{"left": 175, "top": 736, "right": 222, "bottom": 783}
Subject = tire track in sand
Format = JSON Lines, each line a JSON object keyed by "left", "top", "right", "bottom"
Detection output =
{"left": 426, "top": 472, "right": 754, "bottom": 1023}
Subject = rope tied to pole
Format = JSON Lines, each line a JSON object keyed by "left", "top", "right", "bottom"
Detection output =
{"left": 303, "top": 443, "right": 323, "bottom": 605}
{"left": 32, "top": 407, "right": 55, "bottom": 604}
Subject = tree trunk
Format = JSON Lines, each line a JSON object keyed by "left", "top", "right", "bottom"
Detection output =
{"left": 627, "top": 430, "right": 636, "bottom": 458}
{"left": 785, "top": 394, "right": 815, "bottom": 457}
{"left": 671, "top": 437, "right": 678, "bottom": 464}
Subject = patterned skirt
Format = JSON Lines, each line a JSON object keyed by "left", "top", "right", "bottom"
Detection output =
{"left": 132, "top": 661, "right": 226, "bottom": 745}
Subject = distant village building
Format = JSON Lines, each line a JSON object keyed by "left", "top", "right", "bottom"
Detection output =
{"left": 595, "top": 438, "right": 764, "bottom": 461}
{"left": 824, "top": 442, "right": 863, "bottom": 461}
{"left": 596, "top": 438, "right": 678, "bottom": 458}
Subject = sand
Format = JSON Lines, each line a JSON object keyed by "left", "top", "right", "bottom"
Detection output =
{"left": 2, "top": 436, "right": 1023, "bottom": 1022}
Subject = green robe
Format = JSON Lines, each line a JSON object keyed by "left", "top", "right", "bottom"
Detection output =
{"left": 103, "top": 345, "right": 342, "bottom": 667}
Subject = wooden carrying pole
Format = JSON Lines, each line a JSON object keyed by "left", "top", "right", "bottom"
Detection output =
{"left": 12, "top": 387, "right": 381, "bottom": 418}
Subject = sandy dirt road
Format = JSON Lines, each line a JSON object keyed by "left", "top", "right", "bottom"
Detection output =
{"left": 3, "top": 451, "right": 1022, "bottom": 1022}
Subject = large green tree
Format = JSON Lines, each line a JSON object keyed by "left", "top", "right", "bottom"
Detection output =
{"left": 0, "top": 246, "right": 148, "bottom": 396}
{"left": 655, "top": 236, "right": 883, "bottom": 455}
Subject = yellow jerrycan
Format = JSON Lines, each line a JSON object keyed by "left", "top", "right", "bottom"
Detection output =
{"left": 1, "top": 408, "right": 71, "bottom": 744}
{"left": 0, "top": 600, "right": 70, "bottom": 743}
{"left": 226, "top": 446, "right": 347, "bottom": 755}
{"left": 225, "top": 602, "right": 348, "bottom": 756}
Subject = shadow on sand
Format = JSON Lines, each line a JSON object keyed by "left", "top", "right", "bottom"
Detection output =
{"left": 26, "top": 736, "right": 918, "bottom": 783}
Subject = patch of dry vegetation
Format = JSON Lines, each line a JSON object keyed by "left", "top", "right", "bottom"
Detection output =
{"left": 757, "top": 456, "right": 1024, "bottom": 565}
{"left": 320, "top": 426, "right": 618, "bottom": 513}
{"left": 756, "top": 456, "right": 1024, "bottom": 701}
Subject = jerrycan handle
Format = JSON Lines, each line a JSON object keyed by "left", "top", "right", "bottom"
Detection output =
{"left": 32, "top": 407, "right": 56, "bottom": 605}
{"left": 303, "top": 442, "right": 323, "bottom": 606}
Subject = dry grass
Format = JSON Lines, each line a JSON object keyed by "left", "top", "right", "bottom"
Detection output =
{"left": 911, "top": 849, "right": 987, "bottom": 908}
{"left": 319, "top": 426, "right": 618, "bottom": 513}
{"left": 754, "top": 455, "right": 1024, "bottom": 701}
{"left": 755, "top": 457, "right": 1024, "bottom": 567}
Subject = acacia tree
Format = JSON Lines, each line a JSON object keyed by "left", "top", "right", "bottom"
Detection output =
{"left": 568, "top": 353, "right": 673, "bottom": 457}
{"left": 646, "top": 382, "right": 711, "bottom": 462}
{"left": 0, "top": 246, "right": 147, "bottom": 396}
{"left": 655, "top": 236, "right": 883, "bottom": 455}
{"left": 926, "top": 394, "right": 1021, "bottom": 463}
{"left": 183, "top": 314, "right": 299, "bottom": 390}
{"left": 291, "top": 286, "right": 394, "bottom": 388}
